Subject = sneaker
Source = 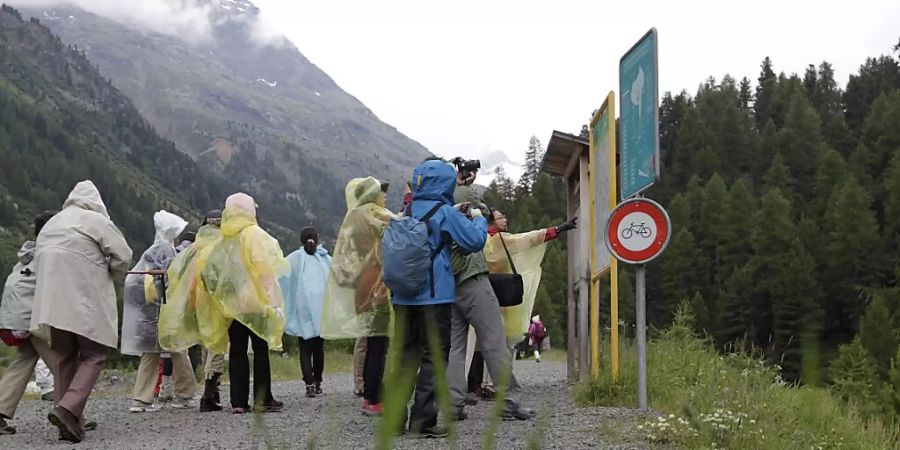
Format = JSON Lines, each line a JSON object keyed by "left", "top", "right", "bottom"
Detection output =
{"left": 361, "top": 400, "right": 382, "bottom": 417}
{"left": 129, "top": 400, "right": 163, "bottom": 413}
{"left": 411, "top": 425, "right": 448, "bottom": 438}
{"left": 501, "top": 404, "right": 535, "bottom": 421}
{"left": 464, "top": 392, "right": 479, "bottom": 405}
{"left": 171, "top": 397, "right": 196, "bottom": 409}
{"left": 314, "top": 383, "right": 323, "bottom": 395}
{"left": 41, "top": 391, "right": 54, "bottom": 402}
{"left": 0, "top": 418, "right": 16, "bottom": 435}
{"left": 305, "top": 385, "right": 316, "bottom": 398}
{"left": 232, "top": 406, "right": 250, "bottom": 415}
{"left": 353, "top": 389, "right": 364, "bottom": 397}
{"left": 82, "top": 420, "right": 98, "bottom": 431}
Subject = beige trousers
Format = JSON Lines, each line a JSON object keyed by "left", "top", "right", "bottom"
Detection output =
{"left": 203, "top": 350, "right": 225, "bottom": 380}
{"left": 132, "top": 351, "right": 195, "bottom": 404}
{"left": 353, "top": 336, "right": 367, "bottom": 392}
{"left": 0, "top": 336, "right": 56, "bottom": 419}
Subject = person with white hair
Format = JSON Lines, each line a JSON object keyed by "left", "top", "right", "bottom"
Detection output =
{"left": 528, "top": 315, "right": 548, "bottom": 363}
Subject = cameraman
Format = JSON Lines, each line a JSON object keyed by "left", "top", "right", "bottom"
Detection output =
{"left": 446, "top": 168, "right": 535, "bottom": 422}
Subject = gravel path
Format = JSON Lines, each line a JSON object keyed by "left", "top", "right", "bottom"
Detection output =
{"left": 1, "top": 359, "right": 652, "bottom": 449}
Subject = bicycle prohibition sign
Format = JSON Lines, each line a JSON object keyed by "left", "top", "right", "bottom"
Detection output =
{"left": 605, "top": 197, "right": 671, "bottom": 265}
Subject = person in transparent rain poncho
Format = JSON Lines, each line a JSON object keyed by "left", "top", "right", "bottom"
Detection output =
{"left": 320, "top": 177, "right": 395, "bottom": 416}
{"left": 120, "top": 210, "right": 194, "bottom": 413}
{"left": 179, "top": 193, "right": 288, "bottom": 414}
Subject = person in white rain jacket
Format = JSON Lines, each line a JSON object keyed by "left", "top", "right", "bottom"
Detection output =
{"left": 121, "top": 211, "right": 195, "bottom": 413}
{"left": 30, "top": 181, "right": 132, "bottom": 443}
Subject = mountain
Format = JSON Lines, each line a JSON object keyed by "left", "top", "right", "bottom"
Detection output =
{"left": 0, "top": 4, "right": 296, "bottom": 275}
{"left": 13, "top": 0, "right": 432, "bottom": 228}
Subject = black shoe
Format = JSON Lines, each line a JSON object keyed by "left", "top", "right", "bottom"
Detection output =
{"left": 199, "top": 379, "right": 223, "bottom": 412}
{"left": 48, "top": 406, "right": 83, "bottom": 443}
{"left": 448, "top": 407, "right": 468, "bottom": 422}
{"left": 305, "top": 385, "right": 316, "bottom": 398}
{"left": 41, "top": 391, "right": 54, "bottom": 402}
{"left": 0, "top": 418, "right": 16, "bottom": 435}
{"left": 411, "top": 425, "right": 448, "bottom": 439}
{"left": 501, "top": 404, "right": 535, "bottom": 421}
{"left": 211, "top": 373, "right": 222, "bottom": 405}
{"left": 477, "top": 386, "right": 496, "bottom": 401}
{"left": 255, "top": 399, "right": 284, "bottom": 413}
{"left": 314, "top": 383, "right": 323, "bottom": 395}
{"left": 82, "top": 419, "right": 98, "bottom": 431}
{"left": 200, "top": 396, "right": 223, "bottom": 412}
{"left": 464, "top": 392, "right": 479, "bottom": 405}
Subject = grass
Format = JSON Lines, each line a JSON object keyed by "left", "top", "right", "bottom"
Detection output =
{"left": 574, "top": 306, "right": 899, "bottom": 450}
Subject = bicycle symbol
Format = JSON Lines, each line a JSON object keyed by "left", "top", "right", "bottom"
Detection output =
{"left": 621, "top": 222, "right": 652, "bottom": 239}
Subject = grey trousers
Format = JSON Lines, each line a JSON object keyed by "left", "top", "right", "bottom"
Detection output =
{"left": 448, "top": 274, "right": 522, "bottom": 408}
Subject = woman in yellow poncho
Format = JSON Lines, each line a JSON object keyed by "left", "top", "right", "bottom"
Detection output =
{"left": 484, "top": 209, "right": 577, "bottom": 339}
{"left": 160, "top": 193, "right": 288, "bottom": 413}
{"left": 320, "top": 177, "right": 394, "bottom": 414}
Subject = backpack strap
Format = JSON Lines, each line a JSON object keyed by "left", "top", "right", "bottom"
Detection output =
{"left": 416, "top": 203, "right": 447, "bottom": 299}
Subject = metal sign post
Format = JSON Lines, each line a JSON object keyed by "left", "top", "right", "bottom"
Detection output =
{"left": 605, "top": 197, "right": 670, "bottom": 410}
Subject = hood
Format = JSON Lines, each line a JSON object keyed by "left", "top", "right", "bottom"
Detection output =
{"left": 153, "top": 210, "right": 189, "bottom": 244}
{"left": 225, "top": 193, "right": 257, "bottom": 217}
{"left": 344, "top": 177, "right": 383, "bottom": 210}
{"left": 314, "top": 244, "right": 329, "bottom": 257}
{"left": 221, "top": 206, "right": 258, "bottom": 237}
{"left": 532, "top": 315, "right": 541, "bottom": 322}
{"left": 412, "top": 160, "right": 456, "bottom": 204}
{"left": 17, "top": 241, "right": 36, "bottom": 265}
{"left": 62, "top": 180, "right": 109, "bottom": 218}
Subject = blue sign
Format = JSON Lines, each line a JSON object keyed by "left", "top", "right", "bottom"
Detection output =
{"left": 619, "top": 28, "right": 659, "bottom": 200}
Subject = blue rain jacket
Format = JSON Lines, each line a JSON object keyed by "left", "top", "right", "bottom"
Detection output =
{"left": 279, "top": 245, "right": 331, "bottom": 338}
{"left": 391, "top": 160, "right": 488, "bottom": 306}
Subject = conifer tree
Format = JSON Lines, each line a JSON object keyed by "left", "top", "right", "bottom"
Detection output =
{"left": 771, "top": 238, "right": 821, "bottom": 381}
{"left": 857, "top": 292, "right": 899, "bottom": 378}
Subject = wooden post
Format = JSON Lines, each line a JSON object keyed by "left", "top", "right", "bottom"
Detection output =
{"left": 577, "top": 154, "right": 591, "bottom": 381}
{"left": 566, "top": 175, "right": 578, "bottom": 382}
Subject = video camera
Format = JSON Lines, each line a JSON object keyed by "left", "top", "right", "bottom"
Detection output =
{"left": 450, "top": 157, "right": 481, "bottom": 179}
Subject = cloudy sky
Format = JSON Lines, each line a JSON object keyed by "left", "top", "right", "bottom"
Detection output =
{"left": 249, "top": 0, "right": 899, "bottom": 162}
{"left": 14, "top": 0, "right": 900, "bottom": 163}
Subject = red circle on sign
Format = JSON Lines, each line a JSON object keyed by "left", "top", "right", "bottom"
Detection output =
{"left": 605, "top": 198, "right": 671, "bottom": 264}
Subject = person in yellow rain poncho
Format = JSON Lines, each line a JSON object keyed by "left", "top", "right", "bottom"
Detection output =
{"left": 484, "top": 209, "right": 577, "bottom": 340}
{"left": 320, "top": 177, "right": 394, "bottom": 414}
{"left": 158, "top": 209, "right": 228, "bottom": 412}
{"left": 160, "top": 193, "right": 288, "bottom": 413}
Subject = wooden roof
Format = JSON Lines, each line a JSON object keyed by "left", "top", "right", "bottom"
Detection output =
{"left": 541, "top": 130, "right": 589, "bottom": 177}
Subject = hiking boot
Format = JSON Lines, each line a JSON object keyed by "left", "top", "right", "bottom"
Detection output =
{"left": 411, "top": 425, "right": 448, "bottom": 438}
{"left": 305, "top": 385, "right": 317, "bottom": 398}
{"left": 48, "top": 406, "right": 83, "bottom": 443}
{"left": 361, "top": 400, "right": 382, "bottom": 417}
{"left": 254, "top": 399, "right": 283, "bottom": 413}
{"left": 314, "top": 383, "right": 323, "bottom": 395}
{"left": 0, "top": 417, "right": 16, "bottom": 435}
{"left": 200, "top": 376, "right": 222, "bottom": 412}
{"left": 129, "top": 400, "right": 162, "bottom": 413}
{"left": 353, "top": 389, "right": 364, "bottom": 397}
{"left": 501, "top": 404, "right": 536, "bottom": 421}
{"left": 464, "top": 392, "right": 478, "bottom": 405}
{"left": 448, "top": 406, "right": 468, "bottom": 422}
{"left": 41, "top": 391, "right": 54, "bottom": 402}
{"left": 171, "top": 397, "right": 196, "bottom": 409}
{"left": 476, "top": 386, "right": 496, "bottom": 401}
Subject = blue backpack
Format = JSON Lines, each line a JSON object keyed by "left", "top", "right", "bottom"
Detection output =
{"left": 382, "top": 203, "right": 446, "bottom": 299}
